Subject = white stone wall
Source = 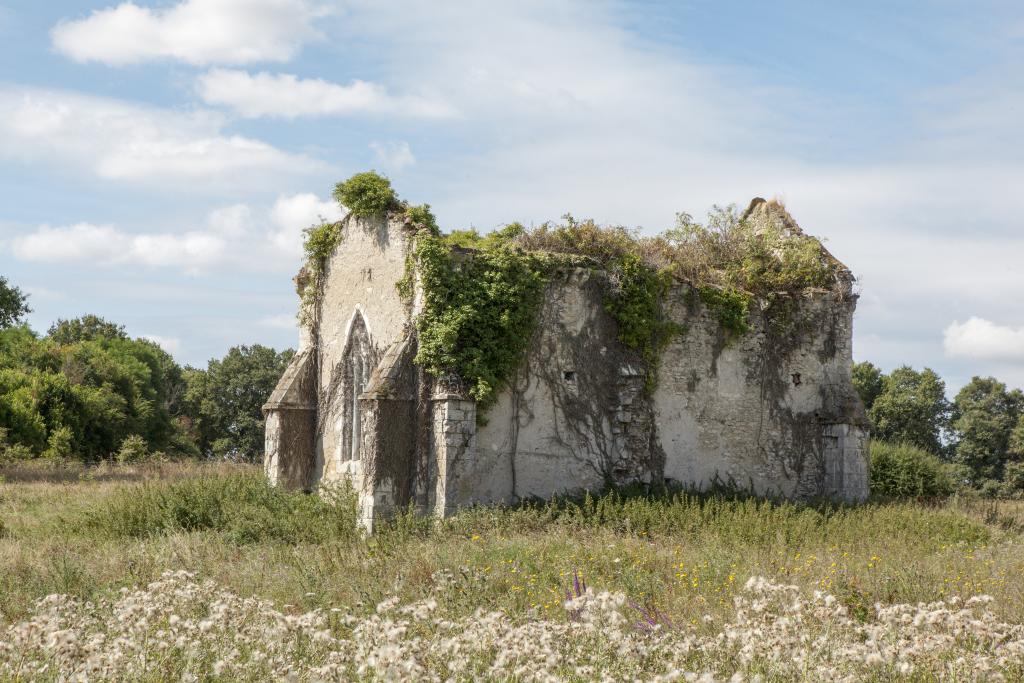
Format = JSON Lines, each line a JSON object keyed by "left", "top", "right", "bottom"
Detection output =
{"left": 469, "top": 269, "right": 614, "bottom": 505}
{"left": 655, "top": 288, "right": 863, "bottom": 498}
{"left": 461, "top": 272, "right": 868, "bottom": 507}
{"left": 432, "top": 394, "right": 477, "bottom": 516}
{"left": 313, "top": 214, "right": 413, "bottom": 484}
{"left": 264, "top": 411, "right": 283, "bottom": 485}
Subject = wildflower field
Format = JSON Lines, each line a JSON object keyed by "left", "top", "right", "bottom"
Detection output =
{"left": 2, "top": 463, "right": 1024, "bottom": 681}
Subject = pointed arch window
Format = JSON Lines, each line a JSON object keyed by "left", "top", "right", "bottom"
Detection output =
{"left": 342, "top": 312, "right": 370, "bottom": 462}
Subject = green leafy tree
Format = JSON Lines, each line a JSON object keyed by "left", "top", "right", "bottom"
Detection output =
{"left": 47, "top": 314, "right": 127, "bottom": 345}
{"left": 1009, "top": 414, "right": 1024, "bottom": 461}
{"left": 851, "top": 361, "right": 884, "bottom": 411}
{"left": 185, "top": 345, "right": 294, "bottom": 462}
{"left": 0, "top": 277, "right": 31, "bottom": 329}
{"left": 0, "top": 318, "right": 194, "bottom": 461}
{"left": 952, "top": 377, "right": 1024, "bottom": 483}
{"left": 868, "top": 366, "right": 951, "bottom": 455}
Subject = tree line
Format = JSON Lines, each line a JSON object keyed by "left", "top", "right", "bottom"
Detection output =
{"left": 0, "top": 277, "right": 292, "bottom": 464}
{"left": 853, "top": 362, "right": 1024, "bottom": 497}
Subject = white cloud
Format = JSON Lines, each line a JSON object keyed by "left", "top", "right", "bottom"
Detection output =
{"left": 196, "top": 69, "right": 455, "bottom": 119}
{"left": 944, "top": 318, "right": 1024, "bottom": 362}
{"left": 12, "top": 223, "right": 227, "bottom": 272}
{"left": 207, "top": 204, "right": 251, "bottom": 237}
{"left": 12, "top": 223, "right": 129, "bottom": 263}
{"left": 0, "top": 87, "right": 324, "bottom": 186}
{"left": 141, "top": 334, "right": 183, "bottom": 355}
{"left": 51, "top": 0, "right": 326, "bottom": 66}
{"left": 10, "top": 192, "right": 341, "bottom": 272}
{"left": 370, "top": 141, "right": 416, "bottom": 171}
{"left": 269, "top": 193, "right": 346, "bottom": 256}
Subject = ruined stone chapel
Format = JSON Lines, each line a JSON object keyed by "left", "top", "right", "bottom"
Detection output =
{"left": 264, "top": 180, "right": 869, "bottom": 528}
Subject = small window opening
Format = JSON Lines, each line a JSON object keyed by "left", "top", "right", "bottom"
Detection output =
{"left": 563, "top": 370, "right": 576, "bottom": 381}
{"left": 791, "top": 372, "right": 801, "bottom": 386}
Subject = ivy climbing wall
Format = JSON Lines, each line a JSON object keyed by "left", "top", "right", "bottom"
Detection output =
{"left": 463, "top": 268, "right": 869, "bottom": 508}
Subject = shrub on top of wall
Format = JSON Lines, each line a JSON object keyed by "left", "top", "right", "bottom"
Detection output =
{"left": 412, "top": 232, "right": 549, "bottom": 411}
{"left": 332, "top": 171, "right": 400, "bottom": 217}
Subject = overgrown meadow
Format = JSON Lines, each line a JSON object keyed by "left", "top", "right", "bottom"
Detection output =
{"left": 2, "top": 462, "right": 1024, "bottom": 680}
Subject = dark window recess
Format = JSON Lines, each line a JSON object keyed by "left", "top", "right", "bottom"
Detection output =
{"left": 563, "top": 371, "right": 576, "bottom": 381}
{"left": 791, "top": 373, "right": 802, "bottom": 386}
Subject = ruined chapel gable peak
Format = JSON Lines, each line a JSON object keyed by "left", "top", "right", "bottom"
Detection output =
{"left": 742, "top": 196, "right": 854, "bottom": 281}
{"left": 742, "top": 196, "right": 804, "bottom": 236}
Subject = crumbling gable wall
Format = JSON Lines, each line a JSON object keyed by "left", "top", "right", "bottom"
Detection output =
{"left": 654, "top": 288, "right": 867, "bottom": 500}
{"left": 313, "top": 214, "right": 414, "bottom": 485}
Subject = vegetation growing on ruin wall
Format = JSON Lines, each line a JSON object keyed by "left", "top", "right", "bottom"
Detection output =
{"left": 332, "top": 171, "right": 400, "bottom": 217}
{"left": 410, "top": 228, "right": 551, "bottom": 410}
{"left": 302, "top": 172, "right": 438, "bottom": 322}
{"left": 304, "top": 172, "right": 846, "bottom": 409}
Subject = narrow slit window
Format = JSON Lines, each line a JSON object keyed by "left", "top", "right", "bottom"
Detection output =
{"left": 351, "top": 355, "right": 363, "bottom": 460}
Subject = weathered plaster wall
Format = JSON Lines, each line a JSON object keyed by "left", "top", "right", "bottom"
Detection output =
{"left": 654, "top": 288, "right": 867, "bottom": 500}
{"left": 467, "top": 268, "right": 653, "bottom": 506}
{"left": 313, "top": 214, "right": 413, "bottom": 484}
{"left": 461, "top": 272, "right": 868, "bottom": 507}
{"left": 263, "top": 349, "right": 317, "bottom": 490}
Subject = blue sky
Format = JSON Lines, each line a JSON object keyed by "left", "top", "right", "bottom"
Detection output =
{"left": 1, "top": 0, "right": 1023, "bottom": 394}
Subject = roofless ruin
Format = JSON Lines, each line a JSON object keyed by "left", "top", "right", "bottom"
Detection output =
{"left": 264, "top": 172, "right": 869, "bottom": 528}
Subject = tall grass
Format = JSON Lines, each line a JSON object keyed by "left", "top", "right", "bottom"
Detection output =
{"left": 2, "top": 464, "right": 1022, "bottom": 636}
{"left": 78, "top": 470, "right": 360, "bottom": 545}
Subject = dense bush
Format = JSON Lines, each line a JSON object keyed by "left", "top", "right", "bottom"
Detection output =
{"left": 0, "top": 297, "right": 293, "bottom": 463}
{"left": 0, "top": 277, "right": 30, "bottom": 329}
{"left": 857, "top": 364, "right": 1024, "bottom": 497}
{"left": 851, "top": 361, "right": 884, "bottom": 411}
{"left": 952, "top": 376, "right": 1024, "bottom": 483}
{"left": 869, "top": 440, "right": 954, "bottom": 499}
{"left": 332, "top": 170, "right": 399, "bottom": 217}
{"left": 869, "top": 367, "right": 951, "bottom": 455}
